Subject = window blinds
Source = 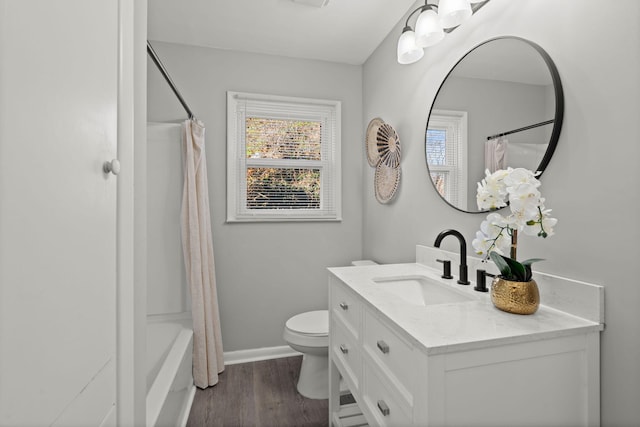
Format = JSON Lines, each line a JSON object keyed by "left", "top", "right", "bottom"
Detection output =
{"left": 227, "top": 92, "right": 341, "bottom": 221}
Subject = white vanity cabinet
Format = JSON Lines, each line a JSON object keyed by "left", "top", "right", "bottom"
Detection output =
{"left": 328, "top": 267, "right": 602, "bottom": 427}
{"left": 330, "top": 280, "right": 363, "bottom": 394}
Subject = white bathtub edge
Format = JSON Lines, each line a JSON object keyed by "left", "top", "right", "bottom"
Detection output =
{"left": 178, "top": 385, "right": 196, "bottom": 427}
{"left": 224, "top": 345, "right": 300, "bottom": 366}
{"left": 146, "top": 328, "right": 194, "bottom": 427}
{"left": 147, "top": 311, "right": 191, "bottom": 325}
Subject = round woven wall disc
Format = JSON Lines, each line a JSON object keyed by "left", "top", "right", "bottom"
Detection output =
{"left": 366, "top": 117, "right": 385, "bottom": 167}
{"left": 376, "top": 123, "right": 401, "bottom": 169}
{"left": 374, "top": 162, "right": 400, "bottom": 204}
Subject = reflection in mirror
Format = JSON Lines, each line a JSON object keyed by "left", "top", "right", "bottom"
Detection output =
{"left": 426, "top": 36, "right": 563, "bottom": 213}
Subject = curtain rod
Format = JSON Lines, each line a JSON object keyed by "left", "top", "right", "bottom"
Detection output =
{"left": 487, "top": 119, "right": 554, "bottom": 140}
{"left": 147, "top": 41, "right": 195, "bottom": 120}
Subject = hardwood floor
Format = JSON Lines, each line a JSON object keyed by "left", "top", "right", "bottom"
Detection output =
{"left": 186, "top": 356, "right": 329, "bottom": 427}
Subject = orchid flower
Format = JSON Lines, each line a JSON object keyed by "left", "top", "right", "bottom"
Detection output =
{"left": 471, "top": 168, "right": 557, "bottom": 281}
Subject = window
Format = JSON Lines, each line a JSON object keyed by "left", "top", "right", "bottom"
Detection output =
{"left": 227, "top": 91, "right": 341, "bottom": 222}
{"left": 426, "top": 110, "right": 468, "bottom": 209}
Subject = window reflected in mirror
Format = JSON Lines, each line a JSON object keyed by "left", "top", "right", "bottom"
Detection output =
{"left": 426, "top": 110, "right": 468, "bottom": 210}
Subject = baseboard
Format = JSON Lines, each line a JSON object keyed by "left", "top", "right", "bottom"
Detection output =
{"left": 224, "top": 345, "right": 300, "bottom": 366}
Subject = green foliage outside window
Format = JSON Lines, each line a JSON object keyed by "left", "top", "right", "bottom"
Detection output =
{"left": 245, "top": 118, "right": 322, "bottom": 209}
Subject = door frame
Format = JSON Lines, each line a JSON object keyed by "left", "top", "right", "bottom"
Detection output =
{"left": 116, "top": 0, "right": 147, "bottom": 425}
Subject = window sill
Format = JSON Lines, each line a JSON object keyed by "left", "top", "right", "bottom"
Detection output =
{"left": 226, "top": 216, "right": 342, "bottom": 224}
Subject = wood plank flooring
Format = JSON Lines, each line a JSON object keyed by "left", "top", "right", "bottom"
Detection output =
{"left": 186, "top": 356, "right": 329, "bottom": 427}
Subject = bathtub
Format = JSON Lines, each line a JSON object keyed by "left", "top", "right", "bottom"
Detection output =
{"left": 146, "top": 315, "right": 195, "bottom": 427}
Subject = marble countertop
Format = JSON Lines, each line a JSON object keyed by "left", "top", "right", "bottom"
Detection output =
{"left": 328, "top": 262, "right": 604, "bottom": 355}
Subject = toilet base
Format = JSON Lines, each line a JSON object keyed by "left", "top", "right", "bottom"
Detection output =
{"left": 296, "top": 353, "right": 328, "bottom": 399}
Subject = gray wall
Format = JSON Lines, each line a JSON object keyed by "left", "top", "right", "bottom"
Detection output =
{"left": 433, "top": 75, "right": 550, "bottom": 208}
{"left": 363, "top": 0, "right": 640, "bottom": 425}
{"left": 147, "top": 43, "right": 363, "bottom": 351}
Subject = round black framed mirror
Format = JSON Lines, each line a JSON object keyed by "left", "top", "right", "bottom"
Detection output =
{"left": 425, "top": 36, "right": 564, "bottom": 213}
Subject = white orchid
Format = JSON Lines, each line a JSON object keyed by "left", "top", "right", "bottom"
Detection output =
{"left": 522, "top": 205, "right": 557, "bottom": 237}
{"left": 472, "top": 168, "right": 557, "bottom": 281}
{"left": 473, "top": 213, "right": 512, "bottom": 256}
{"left": 476, "top": 168, "right": 510, "bottom": 210}
{"left": 503, "top": 168, "right": 540, "bottom": 189}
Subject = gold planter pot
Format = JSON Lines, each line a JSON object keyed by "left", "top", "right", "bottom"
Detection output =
{"left": 490, "top": 277, "right": 540, "bottom": 315}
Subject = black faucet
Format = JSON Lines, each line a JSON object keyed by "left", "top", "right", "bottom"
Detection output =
{"left": 475, "top": 269, "right": 495, "bottom": 292}
{"left": 434, "top": 229, "right": 470, "bottom": 285}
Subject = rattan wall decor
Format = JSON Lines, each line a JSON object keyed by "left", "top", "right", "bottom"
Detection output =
{"left": 365, "top": 117, "right": 401, "bottom": 204}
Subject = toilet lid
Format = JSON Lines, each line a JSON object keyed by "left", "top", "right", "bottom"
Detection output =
{"left": 286, "top": 310, "right": 328, "bottom": 336}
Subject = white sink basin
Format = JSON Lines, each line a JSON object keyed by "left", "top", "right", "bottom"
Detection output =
{"left": 371, "top": 275, "right": 475, "bottom": 306}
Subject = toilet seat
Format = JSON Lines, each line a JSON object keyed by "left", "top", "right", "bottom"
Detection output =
{"left": 284, "top": 310, "right": 328, "bottom": 348}
{"left": 285, "top": 310, "right": 328, "bottom": 337}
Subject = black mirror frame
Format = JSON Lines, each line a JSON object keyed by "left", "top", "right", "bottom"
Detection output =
{"left": 425, "top": 36, "right": 564, "bottom": 213}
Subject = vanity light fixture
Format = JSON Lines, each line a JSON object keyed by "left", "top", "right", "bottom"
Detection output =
{"left": 397, "top": 0, "right": 490, "bottom": 65}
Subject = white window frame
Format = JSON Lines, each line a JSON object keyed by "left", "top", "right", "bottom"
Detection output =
{"left": 426, "top": 109, "right": 468, "bottom": 210}
{"left": 226, "top": 91, "right": 342, "bottom": 222}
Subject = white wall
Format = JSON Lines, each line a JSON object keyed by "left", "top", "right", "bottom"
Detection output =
{"left": 147, "top": 43, "right": 363, "bottom": 351}
{"left": 363, "top": 0, "right": 640, "bottom": 425}
{"left": 146, "top": 123, "right": 189, "bottom": 316}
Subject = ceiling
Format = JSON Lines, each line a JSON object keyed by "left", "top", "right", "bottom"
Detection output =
{"left": 147, "top": 0, "right": 417, "bottom": 65}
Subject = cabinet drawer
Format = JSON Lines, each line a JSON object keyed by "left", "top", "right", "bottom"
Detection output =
{"left": 330, "top": 280, "right": 362, "bottom": 339}
{"left": 362, "top": 362, "right": 413, "bottom": 427}
{"left": 363, "top": 308, "right": 416, "bottom": 405}
{"left": 331, "top": 318, "right": 361, "bottom": 393}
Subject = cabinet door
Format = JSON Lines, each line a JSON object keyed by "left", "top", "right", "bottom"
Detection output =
{"left": 0, "top": 1, "right": 119, "bottom": 425}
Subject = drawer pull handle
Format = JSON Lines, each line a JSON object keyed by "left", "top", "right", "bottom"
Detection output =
{"left": 377, "top": 400, "right": 390, "bottom": 416}
{"left": 377, "top": 340, "right": 390, "bottom": 354}
{"left": 339, "top": 302, "right": 349, "bottom": 310}
{"left": 339, "top": 344, "right": 348, "bottom": 354}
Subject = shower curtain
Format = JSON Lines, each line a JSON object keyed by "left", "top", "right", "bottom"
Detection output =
{"left": 485, "top": 136, "right": 508, "bottom": 173}
{"left": 181, "top": 119, "right": 224, "bottom": 388}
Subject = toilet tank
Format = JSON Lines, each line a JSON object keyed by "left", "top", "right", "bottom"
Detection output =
{"left": 351, "top": 260, "right": 378, "bottom": 266}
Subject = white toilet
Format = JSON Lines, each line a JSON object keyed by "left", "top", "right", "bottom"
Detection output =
{"left": 283, "top": 309, "right": 329, "bottom": 399}
{"left": 284, "top": 260, "right": 377, "bottom": 400}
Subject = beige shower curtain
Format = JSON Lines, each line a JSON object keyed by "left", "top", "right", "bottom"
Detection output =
{"left": 485, "top": 136, "right": 508, "bottom": 173}
{"left": 181, "top": 119, "right": 224, "bottom": 388}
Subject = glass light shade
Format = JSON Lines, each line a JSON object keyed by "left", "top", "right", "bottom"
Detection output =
{"left": 439, "top": 0, "right": 472, "bottom": 29}
{"left": 415, "top": 9, "right": 444, "bottom": 48}
{"left": 469, "top": 0, "right": 485, "bottom": 3}
{"left": 397, "top": 29, "right": 424, "bottom": 64}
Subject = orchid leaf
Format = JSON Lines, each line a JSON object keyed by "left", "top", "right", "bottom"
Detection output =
{"left": 502, "top": 256, "right": 527, "bottom": 281}
{"left": 489, "top": 252, "right": 541, "bottom": 281}
{"left": 521, "top": 258, "right": 545, "bottom": 281}
{"left": 521, "top": 258, "right": 545, "bottom": 266}
{"left": 489, "top": 252, "right": 512, "bottom": 279}
{"left": 488, "top": 254, "right": 546, "bottom": 282}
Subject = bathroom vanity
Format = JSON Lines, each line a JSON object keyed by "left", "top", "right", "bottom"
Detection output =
{"left": 328, "top": 246, "right": 603, "bottom": 427}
